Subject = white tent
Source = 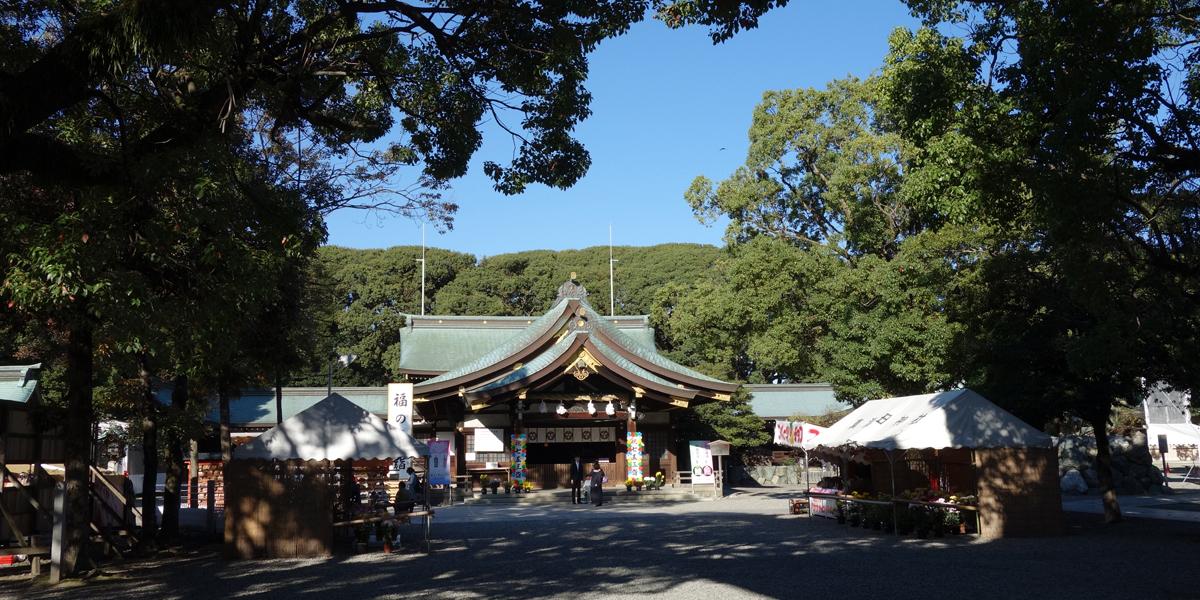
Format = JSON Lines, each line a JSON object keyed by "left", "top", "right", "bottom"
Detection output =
{"left": 234, "top": 393, "right": 428, "bottom": 461}
{"left": 815, "top": 389, "right": 1051, "bottom": 452}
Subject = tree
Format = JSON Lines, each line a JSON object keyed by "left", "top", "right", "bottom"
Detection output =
{"left": 669, "top": 76, "right": 977, "bottom": 400}
{"left": 433, "top": 244, "right": 722, "bottom": 317}
{"left": 290, "top": 245, "right": 475, "bottom": 387}
{"left": 884, "top": 1, "right": 1200, "bottom": 522}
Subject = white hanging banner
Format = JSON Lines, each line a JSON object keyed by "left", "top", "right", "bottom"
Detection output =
{"left": 773, "top": 420, "right": 827, "bottom": 449}
{"left": 387, "top": 382, "right": 414, "bottom": 437}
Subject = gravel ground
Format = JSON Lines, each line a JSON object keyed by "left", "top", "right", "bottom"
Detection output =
{"left": 3, "top": 489, "right": 1199, "bottom": 600}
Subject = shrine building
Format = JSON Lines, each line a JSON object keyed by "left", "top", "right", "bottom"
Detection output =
{"left": 397, "top": 276, "right": 740, "bottom": 487}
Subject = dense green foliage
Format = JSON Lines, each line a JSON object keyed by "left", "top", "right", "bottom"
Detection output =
{"left": 287, "top": 243, "right": 720, "bottom": 385}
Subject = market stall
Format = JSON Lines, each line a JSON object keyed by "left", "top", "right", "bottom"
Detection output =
{"left": 225, "top": 393, "right": 428, "bottom": 558}
{"left": 813, "top": 388, "right": 1062, "bottom": 538}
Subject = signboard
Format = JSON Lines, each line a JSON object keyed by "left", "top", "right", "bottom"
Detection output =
{"left": 689, "top": 440, "right": 714, "bottom": 484}
{"left": 387, "top": 382, "right": 414, "bottom": 437}
{"left": 809, "top": 487, "right": 840, "bottom": 519}
{"left": 427, "top": 440, "right": 451, "bottom": 485}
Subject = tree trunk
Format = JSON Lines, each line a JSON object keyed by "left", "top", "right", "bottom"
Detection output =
{"left": 1090, "top": 412, "right": 1123, "bottom": 524}
{"left": 61, "top": 321, "right": 95, "bottom": 576}
{"left": 138, "top": 356, "right": 159, "bottom": 551}
{"left": 189, "top": 439, "right": 199, "bottom": 508}
{"left": 159, "top": 374, "right": 188, "bottom": 543}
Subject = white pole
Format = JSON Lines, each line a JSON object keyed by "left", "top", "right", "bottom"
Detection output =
{"left": 608, "top": 224, "right": 615, "bottom": 316}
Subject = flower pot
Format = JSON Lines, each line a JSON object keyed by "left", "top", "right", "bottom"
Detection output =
{"left": 626, "top": 485, "right": 633, "bottom": 492}
{"left": 383, "top": 540, "right": 392, "bottom": 553}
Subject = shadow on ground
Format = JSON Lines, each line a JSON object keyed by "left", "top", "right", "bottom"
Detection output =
{"left": 4, "top": 508, "right": 1199, "bottom": 600}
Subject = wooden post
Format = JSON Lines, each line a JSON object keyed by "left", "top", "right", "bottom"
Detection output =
{"left": 0, "top": 407, "right": 6, "bottom": 542}
{"left": 49, "top": 482, "right": 65, "bottom": 584}
{"left": 205, "top": 480, "right": 215, "bottom": 537}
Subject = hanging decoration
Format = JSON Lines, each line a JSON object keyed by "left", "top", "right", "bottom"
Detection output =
{"left": 626, "top": 431, "right": 644, "bottom": 481}
{"left": 510, "top": 433, "right": 528, "bottom": 484}
{"left": 605, "top": 400, "right": 615, "bottom": 416}
{"left": 556, "top": 402, "right": 568, "bottom": 416}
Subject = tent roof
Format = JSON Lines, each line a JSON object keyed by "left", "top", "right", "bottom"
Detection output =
{"left": 815, "top": 389, "right": 1051, "bottom": 452}
{"left": 1147, "top": 423, "right": 1200, "bottom": 446}
{"left": 233, "top": 393, "right": 428, "bottom": 461}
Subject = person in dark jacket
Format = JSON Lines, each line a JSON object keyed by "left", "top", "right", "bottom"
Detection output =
{"left": 589, "top": 462, "right": 606, "bottom": 507}
{"left": 569, "top": 456, "right": 585, "bottom": 505}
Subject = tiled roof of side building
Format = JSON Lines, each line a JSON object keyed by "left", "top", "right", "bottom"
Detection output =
{"left": 745, "top": 383, "right": 850, "bottom": 419}
{"left": 0, "top": 364, "right": 41, "bottom": 405}
{"left": 399, "top": 309, "right": 656, "bottom": 374}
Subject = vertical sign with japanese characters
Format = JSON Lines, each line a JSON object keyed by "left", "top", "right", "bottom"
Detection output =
{"left": 387, "top": 382, "right": 414, "bottom": 437}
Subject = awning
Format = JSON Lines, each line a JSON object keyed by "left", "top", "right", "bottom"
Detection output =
{"left": 1147, "top": 423, "right": 1200, "bottom": 448}
{"left": 234, "top": 393, "right": 429, "bottom": 461}
{"left": 815, "top": 388, "right": 1051, "bottom": 452}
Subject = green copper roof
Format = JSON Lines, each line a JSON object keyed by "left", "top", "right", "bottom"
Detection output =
{"left": 587, "top": 336, "right": 680, "bottom": 391}
{"left": 474, "top": 333, "right": 582, "bottom": 393}
{"left": 0, "top": 364, "right": 41, "bottom": 405}
{"left": 745, "top": 384, "right": 847, "bottom": 419}
{"left": 400, "top": 327, "right": 525, "bottom": 373}
{"left": 205, "top": 387, "right": 388, "bottom": 426}
{"left": 400, "top": 310, "right": 656, "bottom": 375}
{"left": 586, "top": 302, "right": 726, "bottom": 384}
{"left": 416, "top": 298, "right": 573, "bottom": 387}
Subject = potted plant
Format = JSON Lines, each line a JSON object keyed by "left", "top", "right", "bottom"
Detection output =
{"left": 655, "top": 471, "right": 666, "bottom": 489}
{"left": 895, "top": 506, "right": 915, "bottom": 535}
{"left": 479, "top": 475, "right": 489, "bottom": 495}
{"left": 490, "top": 478, "right": 500, "bottom": 494}
{"left": 625, "top": 477, "right": 635, "bottom": 492}
{"left": 913, "top": 507, "right": 932, "bottom": 538}
{"left": 634, "top": 478, "right": 644, "bottom": 491}
{"left": 944, "top": 509, "right": 962, "bottom": 534}
{"left": 847, "top": 503, "right": 862, "bottom": 527}
{"left": 523, "top": 481, "right": 534, "bottom": 493}
{"left": 503, "top": 481, "right": 512, "bottom": 494}
{"left": 835, "top": 501, "right": 847, "bottom": 524}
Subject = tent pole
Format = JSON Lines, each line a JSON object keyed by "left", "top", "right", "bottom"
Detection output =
{"left": 886, "top": 450, "right": 898, "bottom": 536}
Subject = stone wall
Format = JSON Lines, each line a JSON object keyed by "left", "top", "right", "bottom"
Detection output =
{"left": 1056, "top": 431, "right": 1165, "bottom": 495}
{"left": 730, "top": 465, "right": 825, "bottom": 486}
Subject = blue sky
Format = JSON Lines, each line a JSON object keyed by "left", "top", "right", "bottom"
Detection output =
{"left": 324, "top": 1, "right": 918, "bottom": 257}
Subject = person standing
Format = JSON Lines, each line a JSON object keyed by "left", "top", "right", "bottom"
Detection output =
{"left": 569, "top": 456, "right": 585, "bottom": 505}
{"left": 589, "top": 462, "right": 606, "bottom": 507}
